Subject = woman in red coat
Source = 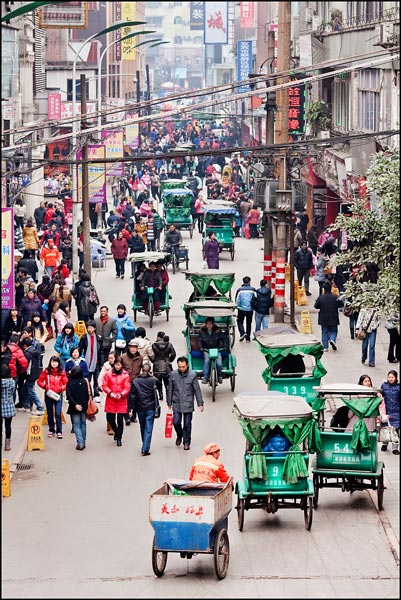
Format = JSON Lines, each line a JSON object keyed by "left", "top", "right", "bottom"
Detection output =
{"left": 101, "top": 357, "right": 131, "bottom": 446}
{"left": 37, "top": 355, "right": 68, "bottom": 438}
{"left": 110, "top": 231, "right": 129, "bottom": 279}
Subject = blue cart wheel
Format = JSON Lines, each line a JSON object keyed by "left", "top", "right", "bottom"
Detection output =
{"left": 214, "top": 528, "right": 229, "bottom": 580}
{"left": 152, "top": 536, "right": 167, "bottom": 577}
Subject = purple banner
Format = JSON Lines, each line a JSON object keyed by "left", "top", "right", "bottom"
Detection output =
{"left": 1, "top": 208, "right": 15, "bottom": 309}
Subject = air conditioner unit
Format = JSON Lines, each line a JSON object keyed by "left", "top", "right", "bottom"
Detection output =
{"left": 312, "top": 15, "right": 320, "bottom": 31}
{"left": 375, "top": 22, "right": 394, "bottom": 44}
{"left": 305, "top": 8, "right": 312, "bottom": 24}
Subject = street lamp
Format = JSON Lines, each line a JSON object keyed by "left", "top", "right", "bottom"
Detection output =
{"left": 71, "top": 20, "right": 146, "bottom": 278}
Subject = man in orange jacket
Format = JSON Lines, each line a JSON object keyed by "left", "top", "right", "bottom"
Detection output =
{"left": 189, "top": 443, "right": 232, "bottom": 484}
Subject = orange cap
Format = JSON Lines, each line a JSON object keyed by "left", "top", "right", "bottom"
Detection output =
{"left": 204, "top": 443, "right": 221, "bottom": 455}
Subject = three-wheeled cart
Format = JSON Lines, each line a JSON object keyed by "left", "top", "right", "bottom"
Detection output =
{"left": 233, "top": 392, "right": 320, "bottom": 531}
{"left": 129, "top": 251, "right": 172, "bottom": 328}
{"left": 311, "top": 383, "right": 385, "bottom": 510}
{"left": 202, "top": 201, "right": 236, "bottom": 260}
{"left": 149, "top": 480, "right": 233, "bottom": 579}
{"left": 162, "top": 189, "right": 194, "bottom": 238}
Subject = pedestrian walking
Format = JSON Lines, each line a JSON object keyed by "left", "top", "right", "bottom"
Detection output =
{"left": 314, "top": 247, "right": 328, "bottom": 296}
{"left": 355, "top": 308, "right": 381, "bottom": 367}
{"left": 1, "top": 364, "right": 16, "bottom": 451}
{"left": 204, "top": 232, "right": 220, "bottom": 269}
{"left": 294, "top": 241, "right": 313, "bottom": 296}
{"left": 22, "top": 217, "right": 40, "bottom": 253}
{"left": 76, "top": 274, "right": 99, "bottom": 324}
{"left": 66, "top": 365, "right": 90, "bottom": 451}
{"left": 40, "top": 239, "right": 61, "bottom": 278}
{"left": 384, "top": 315, "right": 400, "bottom": 364}
{"left": 101, "top": 357, "right": 131, "bottom": 446}
{"left": 129, "top": 364, "right": 159, "bottom": 456}
{"left": 54, "top": 322, "right": 79, "bottom": 368}
{"left": 380, "top": 370, "right": 400, "bottom": 454}
{"left": 252, "top": 279, "right": 274, "bottom": 333}
{"left": 19, "top": 289, "right": 47, "bottom": 327}
{"left": 98, "top": 351, "right": 117, "bottom": 435}
{"left": 121, "top": 340, "right": 143, "bottom": 424}
{"left": 130, "top": 326, "right": 155, "bottom": 366}
{"left": 314, "top": 281, "right": 342, "bottom": 352}
{"left": 37, "top": 355, "right": 68, "bottom": 439}
{"left": 95, "top": 306, "right": 117, "bottom": 366}
{"left": 194, "top": 194, "right": 205, "bottom": 234}
{"left": 114, "top": 304, "right": 135, "bottom": 356}
{"left": 235, "top": 276, "right": 256, "bottom": 342}
{"left": 151, "top": 332, "right": 176, "bottom": 402}
{"left": 167, "top": 356, "right": 204, "bottom": 451}
{"left": 4, "top": 308, "right": 23, "bottom": 343}
{"left": 54, "top": 301, "right": 71, "bottom": 336}
{"left": 65, "top": 346, "right": 90, "bottom": 379}
{"left": 111, "top": 231, "right": 129, "bottom": 279}
{"left": 20, "top": 338, "right": 45, "bottom": 414}
{"left": 128, "top": 229, "right": 146, "bottom": 278}
{"left": 78, "top": 320, "right": 102, "bottom": 398}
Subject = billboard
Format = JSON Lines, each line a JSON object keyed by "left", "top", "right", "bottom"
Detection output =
{"left": 190, "top": 2, "right": 204, "bottom": 30}
{"left": 77, "top": 145, "right": 106, "bottom": 204}
{"left": 204, "top": 3, "right": 228, "bottom": 44}
{"left": 240, "top": 2, "right": 255, "bottom": 28}
{"left": 237, "top": 41, "right": 252, "bottom": 94}
{"left": 121, "top": 2, "right": 137, "bottom": 60}
{"left": 1, "top": 208, "right": 14, "bottom": 310}
{"left": 38, "top": 2, "right": 88, "bottom": 29}
{"left": 102, "top": 130, "right": 124, "bottom": 177}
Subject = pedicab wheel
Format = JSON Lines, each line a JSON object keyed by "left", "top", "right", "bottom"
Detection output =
{"left": 312, "top": 473, "right": 320, "bottom": 509}
{"left": 148, "top": 302, "right": 154, "bottom": 328}
{"left": 211, "top": 368, "right": 217, "bottom": 402}
{"left": 229, "top": 327, "right": 235, "bottom": 348}
{"left": 172, "top": 255, "right": 176, "bottom": 274}
{"left": 166, "top": 308, "right": 170, "bottom": 322}
{"left": 185, "top": 254, "right": 189, "bottom": 270}
{"left": 152, "top": 536, "right": 168, "bottom": 577}
{"left": 230, "top": 367, "right": 236, "bottom": 392}
{"left": 189, "top": 225, "right": 194, "bottom": 239}
{"left": 230, "top": 245, "right": 235, "bottom": 261}
{"left": 236, "top": 497, "right": 245, "bottom": 531}
{"left": 303, "top": 496, "right": 313, "bottom": 530}
{"left": 213, "top": 528, "right": 229, "bottom": 580}
{"left": 377, "top": 471, "right": 385, "bottom": 511}
{"left": 133, "top": 310, "right": 137, "bottom": 322}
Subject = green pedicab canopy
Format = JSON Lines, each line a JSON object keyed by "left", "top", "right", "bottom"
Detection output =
{"left": 311, "top": 383, "right": 382, "bottom": 452}
{"left": 254, "top": 325, "right": 327, "bottom": 385}
{"left": 233, "top": 392, "right": 322, "bottom": 484}
{"left": 183, "top": 270, "right": 235, "bottom": 296}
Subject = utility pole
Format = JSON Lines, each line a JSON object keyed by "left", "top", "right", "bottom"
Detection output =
{"left": 273, "top": 1, "right": 291, "bottom": 323}
{"left": 81, "top": 74, "right": 91, "bottom": 278}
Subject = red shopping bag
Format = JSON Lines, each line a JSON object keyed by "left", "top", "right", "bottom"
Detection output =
{"left": 165, "top": 413, "right": 173, "bottom": 438}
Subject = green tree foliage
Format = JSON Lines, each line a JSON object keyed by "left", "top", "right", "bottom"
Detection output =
{"left": 329, "top": 148, "right": 400, "bottom": 318}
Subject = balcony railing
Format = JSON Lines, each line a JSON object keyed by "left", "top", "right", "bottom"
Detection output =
{"left": 338, "top": 5, "right": 399, "bottom": 31}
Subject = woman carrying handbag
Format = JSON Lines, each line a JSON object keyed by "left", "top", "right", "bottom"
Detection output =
{"left": 66, "top": 366, "right": 90, "bottom": 450}
{"left": 37, "top": 356, "right": 68, "bottom": 438}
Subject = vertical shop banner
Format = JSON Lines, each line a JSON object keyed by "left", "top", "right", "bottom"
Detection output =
{"left": 102, "top": 130, "right": 124, "bottom": 177}
{"left": 240, "top": 2, "right": 255, "bottom": 28}
{"left": 121, "top": 2, "right": 137, "bottom": 60}
{"left": 237, "top": 41, "right": 252, "bottom": 93}
{"left": 77, "top": 145, "right": 106, "bottom": 204}
{"left": 125, "top": 114, "right": 139, "bottom": 149}
{"left": 48, "top": 93, "right": 61, "bottom": 120}
{"left": 287, "top": 74, "right": 306, "bottom": 139}
{"left": 190, "top": 2, "right": 204, "bottom": 30}
{"left": 269, "top": 23, "right": 279, "bottom": 71}
{"left": 204, "top": 2, "right": 228, "bottom": 44}
{"left": 1, "top": 208, "right": 14, "bottom": 310}
{"left": 115, "top": 2, "right": 122, "bottom": 61}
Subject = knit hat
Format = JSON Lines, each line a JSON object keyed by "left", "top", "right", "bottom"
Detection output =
{"left": 203, "top": 443, "right": 221, "bottom": 455}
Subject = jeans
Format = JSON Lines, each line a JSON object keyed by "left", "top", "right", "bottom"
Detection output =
{"left": 137, "top": 409, "right": 155, "bottom": 453}
{"left": 255, "top": 312, "right": 269, "bottom": 333}
{"left": 237, "top": 309, "right": 253, "bottom": 341}
{"left": 45, "top": 265, "right": 55, "bottom": 278}
{"left": 296, "top": 268, "right": 310, "bottom": 293}
{"left": 362, "top": 330, "right": 377, "bottom": 365}
{"left": 88, "top": 367, "right": 100, "bottom": 395}
{"left": 22, "top": 379, "right": 43, "bottom": 410}
{"left": 45, "top": 395, "right": 63, "bottom": 434}
{"left": 114, "top": 258, "right": 126, "bottom": 276}
{"left": 173, "top": 410, "right": 193, "bottom": 446}
{"left": 71, "top": 412, "right": 87, "bottom": 448}
{"left": 106, "top": 412, "right": 124, "bottom": 440}
{"left": 147, "top": 239, "right": 156, "bottom": 251}
{"left": 321, "top": 325, "right": 338, "bottom": 350}
{"left": 203, "top": 350, "right": 222, "bottom": 380}
{"left": 196, "top": 214, "right": 204, "bottom": 233}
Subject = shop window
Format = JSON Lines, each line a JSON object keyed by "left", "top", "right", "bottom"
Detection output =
{"left": 332, "top": 78, "right": 350, "bottom": 132}
{"left": 358, "top": 69, "right": 380, "bottom": 131}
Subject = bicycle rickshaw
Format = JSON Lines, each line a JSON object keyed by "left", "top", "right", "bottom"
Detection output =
{"left": 160, "top": 178, "right": 189, "bottom": 195}
{"left": 149, "top": 479, "right": 233, "bottom": 579}
{"left": 183, "top": 269, "right": 237, "bottom": 346}
{"left": 162, "top": 241, "right": 189, "bottom": 274}
{"left": 234, "top": 392, "right": 320, "bottom": 531}
{"left": 202, "top": 201, "right": 236, "bottom": 261}
{"left": 311, "top": 383, "right": 385, "bottom": 510}
{"left": 129, "top": 251, "right": 171, "bottom": 328}
{"left": 162, "top": 188, "right": 194, "bottom": 238}
{"left": 254, "top": 325, "right": 327, "bottom": 405}
{"left": 183, "top": 300, "right": 237, "bottom": 401}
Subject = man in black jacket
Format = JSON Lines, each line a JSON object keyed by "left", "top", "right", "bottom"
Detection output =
{"left": 294, "top": 241, "right": 313, "bottom": 296}
{"left": 252, "top": 280, "right": 274, "bottom": 333}
{"left": 198, "top": 317, "right": 227, "bottom": 385}
{"left": 314, "top": 281, "right": 342, "bottom": 352}
{"left": 128, "top": 364, "right": 159, "bottom": 456}
{"left": 78, "top": 321, "right": 102, "bottom": 396}
{"left": 95, "top": 306, "right": 117, "bottom": 366}
{"left": 20, "top": 338, "right": 44, "bottom": 414}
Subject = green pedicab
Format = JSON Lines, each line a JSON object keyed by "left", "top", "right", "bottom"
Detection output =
{"left": 310, "top": 383, "right": 385, "bottom": 511}
{"left": 160, "top": 178, "right": 189, "bottom": 194}
{"left": 162, "top": 189, "right": 194, "bottom": 238}
{"left": 183, "top": 269, "right": 236, "bottom": 346}
{"left": 129, "top": 251, "right": 172, "bottom": 328}
{"left": 183, "top": 300, "right": 237, "bottom": 402}
{"left": 254, "top": 325, "right": 327, "bottom": 405}
{"left": 203, "top": 201, "right": 236, "bottom": 261}
{"left": 234, "top": 392, "right": 321, "bottom": 531}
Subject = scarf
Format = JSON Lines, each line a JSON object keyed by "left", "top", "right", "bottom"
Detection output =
{"left": 84, "top": 334, "right": 98, "bottom": 372}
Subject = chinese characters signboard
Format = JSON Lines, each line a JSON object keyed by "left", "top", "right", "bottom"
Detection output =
{"left": 240, "top": 2, "right": 255, "bottom": 28}
{"left": 237, "top": 41, "right": 252, "bottom": 94}
{"left": 190, "top": 2, "right": 204, "bottom": 30}
{"left": 77, "top": 145, "right": 106, "bottom": 204}
{"left": 38, "top": 2, "right": 88, "bottom": 29}
{"left": 48, "top": 93, "right": 62, "bottom": 120}
{"left": 204, "top": 3, "right": 228, "bottom": 44}
{"left": 125, "top": 114, "right": 139, "bottom": 149}
{"left": 1, "top": 208, "right": 14, "bottom": 310}
{"left": 288, "top": 74, "right": 306, "bottom": 139}
{"left": 102, "top": 130, "right": 124, "bottom": 177}
{"left": 121, "top": 2, "right": 137, "bottom": 61}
